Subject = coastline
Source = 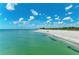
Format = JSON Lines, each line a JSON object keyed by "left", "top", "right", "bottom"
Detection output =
{"left": 35, "top": 29, "right": 79, "bottom": 48}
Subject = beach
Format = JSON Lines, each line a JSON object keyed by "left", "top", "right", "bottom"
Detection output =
{"left": 35, "top": 29, "right": 79, "bottom": 47}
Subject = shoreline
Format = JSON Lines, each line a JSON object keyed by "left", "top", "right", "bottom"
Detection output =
{"left": 35, "top": 29, "right": 79, "bottom": 48}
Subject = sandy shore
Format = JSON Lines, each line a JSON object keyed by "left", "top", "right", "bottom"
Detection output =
{"left": 35, "top": 29, "right": 79, "bottom": 47}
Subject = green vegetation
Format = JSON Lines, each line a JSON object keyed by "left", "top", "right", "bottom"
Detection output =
{"left": 40, "top": 27, "right": 79, "bottom": 30}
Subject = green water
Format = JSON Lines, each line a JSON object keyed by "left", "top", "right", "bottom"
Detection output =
{"left": 0, "top": 29, "right": 79, "bottom": 55}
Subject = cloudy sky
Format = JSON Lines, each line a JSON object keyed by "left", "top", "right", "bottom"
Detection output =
{"left": 0, "top": 3, "right": 79, "bottom": 29}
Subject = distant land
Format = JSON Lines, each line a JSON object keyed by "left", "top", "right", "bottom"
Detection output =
{"left": 40, "top": 27, "right": 79, "bottom": 30}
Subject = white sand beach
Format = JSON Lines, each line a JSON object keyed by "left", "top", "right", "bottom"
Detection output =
{"left": 35, "top": 29, "right": 79, "bottom": 47}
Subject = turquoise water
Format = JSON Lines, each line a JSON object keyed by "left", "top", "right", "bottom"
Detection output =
{"left": 0, "top": 29, "right": 79, "bottom": 55}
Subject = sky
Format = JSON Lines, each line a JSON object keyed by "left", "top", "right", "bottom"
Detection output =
{"left": 0, "top": 3, "right": 79, "bottom": 29}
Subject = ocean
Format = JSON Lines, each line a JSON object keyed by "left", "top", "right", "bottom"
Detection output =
{"left": 0, "top": 29, "right": 78, "bottom": 55}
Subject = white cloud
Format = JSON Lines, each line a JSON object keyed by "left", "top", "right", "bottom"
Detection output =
{"left": 66, "top": 12, "right": 72, "bottom": 15}
{"left": 30, "top": 9, "right": 38, "bottom": 16}
{"left": 65, "top": 4, "right": 73, "bottom": 11}
{"left": 19, "top": 17, "right": 24, "bottom": 22}
{"left": 58, "top": 21, "right": 63, "bottom": 24}
{"left": 46, "top": 16, "right": 51, "bottom": 19}
{"left": 46, "top": 20, "right": 50, "bottom": 23}
{"left": 63, "top": 16, "right": 72, "bottom": 20}
{"left": 28, "top": 16, "right": 35, "bottom": 21}
{"left": 67, "top": 12, "right": 72, "bottom": 15}
{"left": 18, "top": 18, "right": 28, "bottom": 25}
{"left": 54, "top": 21, "right": 63, "bottom": 24}
{"left": 30, "top": 16, "right": 34, "bottom": 19}
{"left": 6, "top": 3, "right": 17, "bottom": 11}
{"left": 55, "top": 16, "right": 60, "bottom": 20}
{"left": 46, "top": 19, "right": 52, "bottom": 23}
{"left": 13, "top": 21, "right": 18, "bottom": 25}
{"left": 46, "top": 16, "right": 52, "bottom": 23}
{"left": 12, "top": 17, "right": 28, "bottom": 25}
{"left": 65, "top": 12, "right": 72, "bottom": 16}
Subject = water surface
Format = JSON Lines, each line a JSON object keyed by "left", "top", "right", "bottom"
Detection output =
{"left": 0, "top": 29, "right": 79, "bottom": 55}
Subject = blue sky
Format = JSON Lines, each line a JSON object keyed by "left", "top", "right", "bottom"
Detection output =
{"left": 0, "top": 3, "right": 79, "bottom": 29}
